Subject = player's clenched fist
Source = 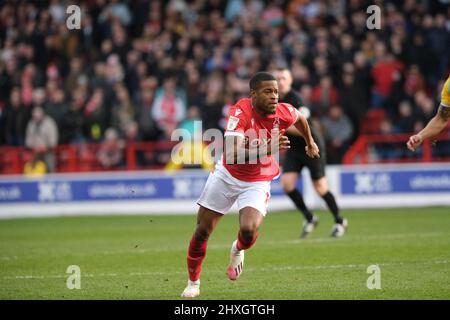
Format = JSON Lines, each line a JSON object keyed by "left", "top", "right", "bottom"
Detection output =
{"left": 305, "top": 142, "right": 320, "bottom": 158}
{"left": 269, "top": 130, "right": 290, "bottom": 154}
{"left": 406, "top": 134, "right": 423, "bottom": 151}
{"left": 277, "top": 130, "right": 291, "bottom": 150}
{"left": 278, "top": 134, "right": 291, "bottom": 150}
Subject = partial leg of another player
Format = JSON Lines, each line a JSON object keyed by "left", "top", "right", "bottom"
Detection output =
{"left": 281, "top": 172, "right": 319, "bottom": 238}
{"left": 313, "top": 177, "right": 348, "bottom": 237}
{"left": 181, "top": 205, "right": 223, "bottom": 298}
{"left": 227, "top": 206, "right": 264, "bottom": 280}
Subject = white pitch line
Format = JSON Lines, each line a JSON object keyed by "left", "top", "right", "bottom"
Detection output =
{"left": 2, "top": 259, "right": 449, "bottom": 281}
{"left": 0, "top": 256, "right": 18, "bottom": 261}
{"left": 1, "top": 232, "right": 445, "bottom": 261}
{"left": 95, "top": 231, "right": 447, "bottom": 255}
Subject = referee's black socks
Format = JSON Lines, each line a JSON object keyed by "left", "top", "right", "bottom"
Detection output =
{"left": 321, "top": 191, "right": 343, "bottom": 224}
{"left": 286, "top": 189, "right": 314, "bottom": 222}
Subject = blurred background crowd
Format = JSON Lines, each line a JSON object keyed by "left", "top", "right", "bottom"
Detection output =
{"left": 0, "top": 0, "right": 449, "bottom": 172}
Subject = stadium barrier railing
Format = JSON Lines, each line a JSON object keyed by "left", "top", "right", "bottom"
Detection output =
{"left": 342, "top": 133, "right": 450, "bottom": 164}
{"left": 0, "top": 141, "right": 179, "bottom": 174}
{"left": 1, "top": 132, "right": 450, "bottom": 174}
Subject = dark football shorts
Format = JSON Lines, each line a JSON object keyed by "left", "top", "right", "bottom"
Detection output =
{"left": 282, "top": 146, "right": 326, "bottom": 181}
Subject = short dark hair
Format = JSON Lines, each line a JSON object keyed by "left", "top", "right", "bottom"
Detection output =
{"left": 249, "top": 72, "right": 276, "bottom": 90}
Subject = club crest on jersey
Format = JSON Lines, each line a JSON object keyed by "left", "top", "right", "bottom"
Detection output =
{"left": 227, "top": 116, "right": 239, "bottom": 130}
{"left": 235, "top": 109, "right": 242, "bottom": 116}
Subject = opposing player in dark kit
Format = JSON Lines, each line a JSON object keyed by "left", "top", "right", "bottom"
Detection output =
{"left": 274, "top": 68, "right": 348, "bottom": 238}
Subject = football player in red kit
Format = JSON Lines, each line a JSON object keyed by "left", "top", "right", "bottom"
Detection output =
{"left": 181, "top": 72, "right": 320, "bottom": 298}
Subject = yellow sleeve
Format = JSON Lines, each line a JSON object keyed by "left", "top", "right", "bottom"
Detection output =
{"left": 441, "top": 76, "right": 450, "bottom": 107}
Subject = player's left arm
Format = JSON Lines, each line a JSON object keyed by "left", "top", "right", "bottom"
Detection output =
{"left": 292, "top": 110, "right": 320, "bottom": 158}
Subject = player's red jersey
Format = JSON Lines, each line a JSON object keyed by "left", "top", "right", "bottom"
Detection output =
{"left": 222, "top": 98, "right": 299, "bottom": 182}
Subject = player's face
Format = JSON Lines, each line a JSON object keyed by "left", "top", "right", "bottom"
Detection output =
{"left": 275, "top": 70, "right": 292, "bottom": 95}
{"left": 251, "top": 80, "right": 279, "bottom": 115}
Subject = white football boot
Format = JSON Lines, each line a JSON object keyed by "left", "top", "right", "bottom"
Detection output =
{"left": 300, "top": 215, "right": 319, "bottom": 239}
{"left": 227, "top": 240, "right": 244, "bottom": 281}
{"left": 181, "top": 279, "right": 200, "bottom": 298}
{"left": 331, "top": 218, "right": 348, "bottom": 238}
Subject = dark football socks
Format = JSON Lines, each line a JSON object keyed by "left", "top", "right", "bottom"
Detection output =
{"left": 321, "top": 191, "right": 343, "bottom": 224}
{"left": 287, "top": 189, "right": 314, "bottom": 222}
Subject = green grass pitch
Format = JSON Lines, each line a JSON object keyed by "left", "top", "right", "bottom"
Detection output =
{"left": 0, "top": 207, "right": 449, "bottom": 299}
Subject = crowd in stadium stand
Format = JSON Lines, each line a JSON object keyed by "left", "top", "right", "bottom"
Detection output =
{"left": 0, "top": 0, "right": 449, "bottom": 171}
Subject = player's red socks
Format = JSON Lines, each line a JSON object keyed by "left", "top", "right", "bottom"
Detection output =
{"left": 236, "top": 231, "right": 259, "bottom": 251}
{"left": 187, "top": 234, "right": 208, "bottom": 281}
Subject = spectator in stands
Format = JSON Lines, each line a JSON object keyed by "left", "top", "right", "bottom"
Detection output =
{"left": 31, "top": 88, "right": 46, "bottom": 112}
{"left": 111, "top": 82, "right": 135, "bottom": 136}
{"left": 425, "top": 14, "right": 450, "bottom": 86}
{"left": 135, "top": 78, "right": 162, "bottom": 142}
{"left": 20, "top": 64, "right": 45, "bottom": 107}
{"left": 124, "top": 121, "right": 141, "bottom": 144}
{"left": 310, "top": 56, "right": 329, "bottom": 86}
{"left": 200, "top": 71, "right": 226, "bottom": 131}
{"left": 45, "top": 88, "right": 68, "bottom": 135}
{"left": 60, "top": 89, "right": 86, "bottom": 145}
{"left": 338, "top": 63, "right": 368, "bottom": 142}
{"left": 353, "top": 51, "right": 372, "bottom": 104}
{"left": 25, "top": 106, "right": 58, "bottom": 172}
{"left": 370, "top": 43, "right": 405, "bottom": 109}
{"left": 396, "top": 101, "right": 416, "bottom": 133}
{"left": 83, "top": 87, "right": 107, "bottom": 143}
{"left": 311, "top": 75, "right": 339, "bottom": 117}
{"left": 337, "top": 34, "right": 356, "bottom": 67}
{"left": 97, "top": 128, "right": 125, "bottom": 169}
{"left": 65, "top": 57, "right": 85, "bottom": 94}
{"left": 4, "top": 87, "right": 30, "bottom": 146}
{"left": 403, "top": 65, "right": 427, "bottom": 100}
{"left": 321, "top": 105, "right": 353, "bottom": 164}
{"left": 290, "top": 60, "right": 310, "bottom": 90}
{"left": 151, "top": 76, "right": 187, "bottom": 139}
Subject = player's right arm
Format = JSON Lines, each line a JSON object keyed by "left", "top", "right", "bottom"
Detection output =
{"left": 407, "top": 77, "right": 450, "bottom": 151}
{"left": 224, "top": 131, "right": 290, "bottom": 164}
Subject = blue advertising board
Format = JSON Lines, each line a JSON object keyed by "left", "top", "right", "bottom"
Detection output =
{"left": 0, "top": 170, "right": 302, "bottom": 204}
{"left": 341, "top": 168, "right": 450, "bottom": 195}
{"left": 0, "top": 173, "right": 206, "bottom": 203}
{"left": 3, "top": 165, "right": 448, "bottom": 206}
